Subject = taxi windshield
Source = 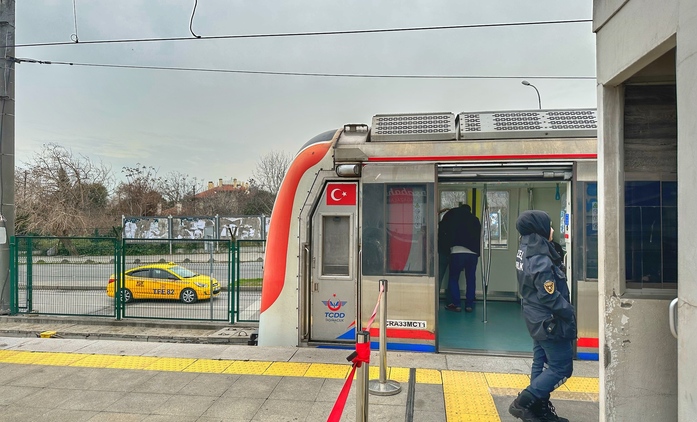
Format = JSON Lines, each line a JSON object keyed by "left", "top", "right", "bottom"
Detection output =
{"left": 169, "top": 266, "right": 197, "bottom": 278}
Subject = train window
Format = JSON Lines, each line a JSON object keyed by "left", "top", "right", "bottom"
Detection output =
{"left": 386, "top": 185, "right": 428, "bottom": 274}
{"left": 321, "top": 216, "right": 350, "bottom": 276}
{"left": 484, "top": 191, "right": 509, "bottom": 249}
{"left": 625, "top": 181, "right": 677, "bottom": 288}
{"left": 583, "top": 182, "right": 599, "bottom": 279}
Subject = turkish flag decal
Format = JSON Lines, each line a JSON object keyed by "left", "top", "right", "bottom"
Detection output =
{"left": 326, "top": 183, "right": 357, "bottom": 206}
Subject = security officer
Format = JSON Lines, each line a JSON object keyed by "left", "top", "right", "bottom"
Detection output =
{"left": 509, "top": 210, "right": 576, "bottom": 422}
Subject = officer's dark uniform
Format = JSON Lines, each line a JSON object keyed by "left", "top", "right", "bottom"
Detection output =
{"left": 509, "top": 210, "right": 576, "bottom": 422}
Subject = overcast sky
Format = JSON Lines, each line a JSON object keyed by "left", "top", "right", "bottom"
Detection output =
{"left": 15, "top": 1, "right": 596, "bottom": 187}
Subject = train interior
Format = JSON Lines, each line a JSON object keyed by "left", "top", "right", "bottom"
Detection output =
{"left": 437, "top": 180, "right": 570, "bottom": 355}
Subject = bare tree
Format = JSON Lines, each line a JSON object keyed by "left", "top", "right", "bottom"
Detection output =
{"left": 15, "top": 144, "right": 114, "bottom": 242}
{"left": 158, "top": 171, "right": 197, "bottom": 208}
{"left": 112, "top": 165, "right": 163, "bottom": 217}
{"left": 241, "top": 181, "right": 276, "bottom": 215}
{"left": 252, "top": 151, "right": 292, "bottom": 196}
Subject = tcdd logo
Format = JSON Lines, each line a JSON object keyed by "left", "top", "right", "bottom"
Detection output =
{"left": 323, "top": 294, "right": 347, "bottom": 319}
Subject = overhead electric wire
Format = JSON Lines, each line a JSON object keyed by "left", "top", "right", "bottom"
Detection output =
{"left": 5, "top": 19, "right": 592, "bottom": 49}
{"left": 10, "top": 57, "right": 596, "bottom": 80}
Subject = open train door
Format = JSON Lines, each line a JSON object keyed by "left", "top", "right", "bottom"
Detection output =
{"left": 309, "top": 182, "right": 359, "bottom": 342}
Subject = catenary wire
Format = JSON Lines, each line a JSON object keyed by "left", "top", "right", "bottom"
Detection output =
{"left": 10, "top": 58, "right": 596, "bottom": 80}
{"left": 6, "top": 19, "right": 592, "bottom": 49}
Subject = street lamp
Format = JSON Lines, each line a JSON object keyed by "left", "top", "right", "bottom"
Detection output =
{"left": 521, "top": 80, "right": 541, "bottom": 110}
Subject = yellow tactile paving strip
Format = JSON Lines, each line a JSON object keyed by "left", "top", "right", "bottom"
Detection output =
{"left": 0, "top": 350, "right": 598, "bottom": 422}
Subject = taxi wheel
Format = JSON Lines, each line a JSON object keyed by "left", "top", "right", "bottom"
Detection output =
{"left": 121, "top": 289, "right": 133, "bottom": 304}
{"left": 180, "top": 288, "right": 198, "bottom": 304}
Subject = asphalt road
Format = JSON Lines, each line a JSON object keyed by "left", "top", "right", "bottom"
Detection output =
{"left": 13, "top": 261, "right": 262, "bottom": 322}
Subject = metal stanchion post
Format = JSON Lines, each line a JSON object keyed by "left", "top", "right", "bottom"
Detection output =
{"left": 356, "top": 330, "right": 370, "bottom": 422}
{"left": 369, "top": 279, "right": 402, "bottom": 396}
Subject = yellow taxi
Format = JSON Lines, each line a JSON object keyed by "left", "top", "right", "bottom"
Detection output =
{"left": 107, "top": 262, "right": 221, "bottom": 304}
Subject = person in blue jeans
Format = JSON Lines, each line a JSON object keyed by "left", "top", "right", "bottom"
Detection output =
{"left": 440, "top": 203, "right": 481, "bottom": 312}
{"left": 509, "top": 210, "right": 576, "bottom": 422}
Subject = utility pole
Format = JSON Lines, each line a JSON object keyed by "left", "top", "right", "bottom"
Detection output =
{"left": 0, "top": 0, "right": 15, "bottom": 314}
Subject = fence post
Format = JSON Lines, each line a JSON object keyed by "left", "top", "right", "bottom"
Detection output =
{"left": 8, "top": 235, "right": 15, "bottom": 314}
{"left": 368, "top": 279, "right": 402, "bottom": 396}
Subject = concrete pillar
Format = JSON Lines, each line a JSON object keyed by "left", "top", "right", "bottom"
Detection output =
{"left": 597, "top": 84, "right": 624, "bottom": 422}
{"left": 676, "top": 1, "right": 697, "bottom": 419}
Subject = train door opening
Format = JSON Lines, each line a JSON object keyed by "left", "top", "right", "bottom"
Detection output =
{"left": 436, "top": 178, "right": 572, "bottom": 355}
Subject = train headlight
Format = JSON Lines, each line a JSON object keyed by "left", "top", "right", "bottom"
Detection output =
{"left": 336, "top": 164, "right": 361, "bottom": 177}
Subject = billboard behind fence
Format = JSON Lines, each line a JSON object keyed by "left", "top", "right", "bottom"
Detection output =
{"left": 123, "top": 215, "right": 267, "bottom": 240}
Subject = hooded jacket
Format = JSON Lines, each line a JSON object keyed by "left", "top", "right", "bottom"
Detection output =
{"left": 515, "top": 210, "right": 577, "bottom": 341}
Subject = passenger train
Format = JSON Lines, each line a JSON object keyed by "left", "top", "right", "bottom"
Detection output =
{"left": 258, "top": 108, "right": 599, "bottom": 359}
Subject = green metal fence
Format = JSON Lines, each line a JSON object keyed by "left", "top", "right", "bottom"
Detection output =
{"left": 236, "top": 240, "right": 264, "bottom": 322}
{"left": 10, "top": 236, "right": 120, "bottom": 317}
{"left": 9, "top": 236, "right": 264, "bottom": 324}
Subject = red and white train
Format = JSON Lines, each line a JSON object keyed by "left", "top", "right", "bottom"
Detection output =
{"left": 259, "top": 108, "right": 599, "bottom": 359}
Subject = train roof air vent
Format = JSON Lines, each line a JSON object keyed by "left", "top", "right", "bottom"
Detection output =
{"left": 458, "top": 109, "right": 597, "bottom": 140}
{"left": 371, "top": 112, "right": 456, "bottom": 142}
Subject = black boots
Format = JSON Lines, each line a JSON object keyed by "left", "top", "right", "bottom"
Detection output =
{"left": 509, "top": 389, "right": 539, "bottom": 421}
{"left": 531, "top": 399, "right": 569, "bottom": 422}
{"left": 509, "top": 390, "right": 569, "bottom": 422}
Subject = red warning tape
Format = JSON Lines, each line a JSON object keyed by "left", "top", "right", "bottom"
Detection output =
{"left": 327, "top": 284, "right": 385, "bottom": 421}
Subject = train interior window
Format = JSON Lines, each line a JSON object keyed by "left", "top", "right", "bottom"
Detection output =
{"left": 322, "top": 215, "right": 350, "bottom": 276}
{"left": 584, "top": 183, "right": 599, "bottom": 279}
{"left": 624, "top": 181, "right": 677, "bottom": 288}
{"left": 440, "top": 191, "right": 468, "bottom": 213}
{"left": 386, "top": 185, "right": 428, "bottom": 274}
{"left": 485, "top": 191, "right": 509, "bottom": 249}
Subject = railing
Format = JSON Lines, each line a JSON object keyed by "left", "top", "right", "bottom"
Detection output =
{"left": 9, "top": 236, "right": 264, "bottom": 324}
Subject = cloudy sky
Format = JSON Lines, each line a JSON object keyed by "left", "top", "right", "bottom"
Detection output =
{"left": 15, "top": 1, "right": 596, "bottom": 186}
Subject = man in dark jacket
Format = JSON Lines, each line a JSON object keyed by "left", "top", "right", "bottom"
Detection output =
{"left": 509, "top": 210, "right": 576, "bottom": 422}
{"left": 441, "top": 203, "right": 481, "bottom": 312}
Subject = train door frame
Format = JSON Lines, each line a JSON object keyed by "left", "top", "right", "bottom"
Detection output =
{"left": 308, "top": 181, "right": 360, "bottom": 343}
{"left": 436, "top": 166, "right": 575, "bottom": 354}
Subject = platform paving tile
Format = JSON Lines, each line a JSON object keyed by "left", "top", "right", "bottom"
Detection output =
{"left": 413, "top": 409, "right": 448, "bottom": 422}
{"left": 70, "top": 339, "right": 165, "bottom": 356}
{"left": 131, "top": 370, "right": 200, "bottom": 394}
{"left": 0, "top": 385, "right": 41, "bottom": 405}
{"left": 11, "top": 364, "right": 78, "bottom": 387}
{"left": 56, "top": 388, "right": 127, "bottom": 412}
{"left": 267, "top": 376, "right": 324, "bottom": 401}
{"left": 288, "top": 347, "right": 353, "bottom": 365}
{"left": 56, "top": 367, "right": 157, "bottom": 391}
{"left": 306, "top": 400, "right": 353, "bottom": 422}
{"left": 13, "top": 386, "right": 74, "bottom": 409}
{"left": 1, "top": 405, "right": 97, "bottom": 422}
{"left": 144, "top": 342, "right": 233, "bottom": 359}
{"left": 85, "top": 411, "right": 149, "bottom": 421}
{"left": 313, "top": 378, "right": 355, "bottom": 403}
{"left": 414, "top": 383, "right": 446, "bottom": 412}
{"left": 104, "top": 391, "right": 174, "bottom": 414}
{"left": 221, "top": 374, "right": 283, "bottom": 399}
{"left": 446, "top": 354, "right": 531, "bottom": 374}
{"left": 202, "top": 396, "right": 265, "bottom": 420}
{"left": 180, "top": 372, "right": 240, "bottom": 396}
{"left": 0, "top": 362, "right": 28, "bottom": 384}
{"left": 216, "top": 345, "right": 297, "bottom": 362}
{"left": 387, "top": 350, "right": 448, "bottom": 369}
{"left": 151, "top": 393, "right": 218, "bottom": 417}
{"left": 141, "top": 415, "right": 200, "bottom": 422}
{"left": 251, "top": 398, "right": 314, "bottom": 421}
